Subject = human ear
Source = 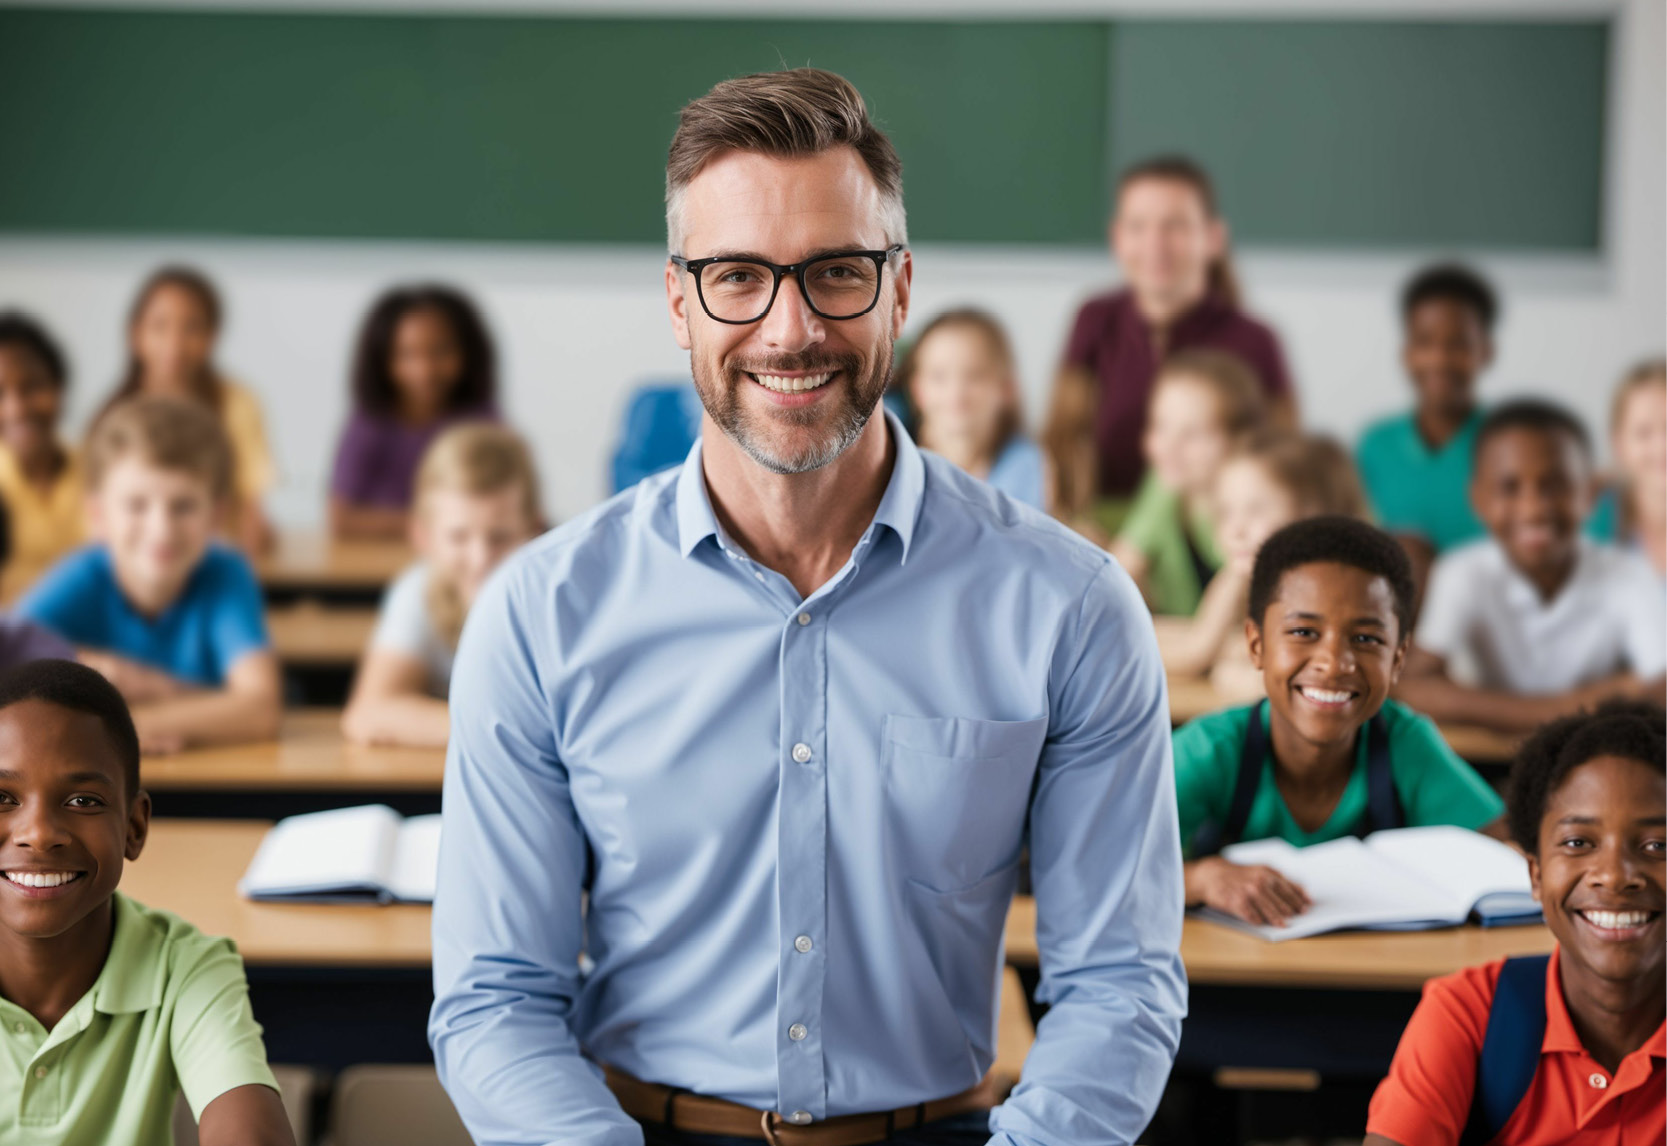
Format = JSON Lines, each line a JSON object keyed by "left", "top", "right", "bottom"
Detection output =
{"left": 666, "top": 260, "right": 693, "bottom": 352}
{"left": 1526, "top": 852, "right": 1542, "bottom": 904}
{"left": 889, "top": 249, "right": 913, "bottom": 341}
{"left": 1388, "top": 637, "right": 1408, "bottom": 686}
{"left": 125, "top": 789, "right": 151, "bottom": 861}
{"left": 1245, "top": 618, "right": 1264, "bottom": 669}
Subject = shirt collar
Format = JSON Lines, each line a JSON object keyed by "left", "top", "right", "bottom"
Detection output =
{"left": 92, "top": 893, "right": 165, "bottom": 1016}
{"left": 1541, "top": 946, "right": 1667, "bottom": 1060}
{"left": 675, "top": 410, "right": 925, "bottom": 564}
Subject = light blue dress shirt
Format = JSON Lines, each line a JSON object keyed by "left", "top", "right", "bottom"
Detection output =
{"left": 430, "top": 414, "right": 1185, "bottom": 1146}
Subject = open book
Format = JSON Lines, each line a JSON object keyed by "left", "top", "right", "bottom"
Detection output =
{"left": 1203, "top": 825, "right": 1542, "bottom": 942}
{"left": 238, "top": 805, "right": 441, "bottom": 904}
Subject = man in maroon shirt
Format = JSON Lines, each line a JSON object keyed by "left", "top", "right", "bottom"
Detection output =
{"left": 1045, "top": 156, "right": 1295, "bottom": 536}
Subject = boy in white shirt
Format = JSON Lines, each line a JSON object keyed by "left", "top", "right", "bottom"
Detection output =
{"left": 1398, "top": 399, "right": 1666, "bottom": 732}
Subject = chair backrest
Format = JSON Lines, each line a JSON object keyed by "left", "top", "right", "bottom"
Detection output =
{"left": 171, "top": 1064, "right": 316, "bottom": 1146}
{"left": 611, "top": 381, "right": 702, "bottom": 493}
{"left": 327, "top": 1064, "right": 472, "bottom": 1146}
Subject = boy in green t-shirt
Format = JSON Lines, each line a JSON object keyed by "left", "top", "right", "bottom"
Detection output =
{"left": 1175, "top": 516, "right": 1505, "bottom": 928}
{"left": 0, "top": 659, "right": 293, "bottom": 1145}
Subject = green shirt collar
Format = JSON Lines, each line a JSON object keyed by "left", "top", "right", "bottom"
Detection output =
{"left": 93, "top": 892, "right": 166, "bottom": 1015}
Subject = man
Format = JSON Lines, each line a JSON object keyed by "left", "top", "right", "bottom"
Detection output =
{"left": 431, "top": 68, "right": 1184, "bottom": 1146}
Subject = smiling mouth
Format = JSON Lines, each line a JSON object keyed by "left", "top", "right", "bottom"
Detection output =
{"left": 1295, "top": 685, "right": 1358, "bottom": 708}
{"left": 3, "top": 870, "right": 85, "bottom": 890}
{"left": 748, "top": 371, "right": 836, "bottom": 394}
{"left": 1574, "top": 908, "right": 1662, "bottom": 939}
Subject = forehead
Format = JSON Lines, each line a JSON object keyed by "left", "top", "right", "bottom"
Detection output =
{"left": 1477, "top": 425, "right": 1586, "bottom": 476}
{"left": 100, "top": 455, "right": 211, "bottom": 494}
{"left": 1117, "top": 177, "right": 1207, "bottom": 219}
{"left": 1271, "top": 561, "right": 1396, "bottom": 613}
{"left": 1546, "top": 754, "right": 1667, "bottom": 817}
{"left": 0, "top": 700, "right": 124, "bottom": 781}
{"left": 679, "top": 147, "right": 888, "bottom": 259}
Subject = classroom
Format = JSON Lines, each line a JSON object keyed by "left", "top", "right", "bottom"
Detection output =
{"left": 0, "top": 1, "right": 1662, "bottom": 1144}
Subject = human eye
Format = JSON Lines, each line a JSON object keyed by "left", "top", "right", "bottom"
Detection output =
{"left": 1641, "top": 838, "right": 1665, "bottom": 857}
{"left": 1285, "top": 626, "right": 1317, "bottom": 639}
{"left": 66, "top": 794, "right": 106, "bottom": 809}
{"left": 1558, "top": 835, "right": 1592, "bottom": 851}
{"left": 1353, "top": 633, "right": 1386, "bottom": 646}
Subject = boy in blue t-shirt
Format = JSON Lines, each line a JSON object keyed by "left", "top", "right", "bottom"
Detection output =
{"left": 1357, "top": 264, "right": 1497, "bottom": 592}
{"left": 18, "top": 397, "right": 279, "bottom": 753}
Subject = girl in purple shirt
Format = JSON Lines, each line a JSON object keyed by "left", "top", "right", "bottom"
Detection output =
{"left": 329, "top": 284, "right": 499, "bottom": 540}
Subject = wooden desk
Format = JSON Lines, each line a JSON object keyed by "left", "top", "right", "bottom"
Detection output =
{"left": 257, "top": 531, "right": 409, "bottom": 602}
{"left": 1003, "top": 895, "right": 1551, "bottom": 990}
{"left": 268, "top": 604, "right": 376, "bottom": 667}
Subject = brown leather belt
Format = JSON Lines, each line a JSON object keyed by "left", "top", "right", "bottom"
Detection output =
{"left": 603, "top": 1065, "right": 998, "bottom": 1146}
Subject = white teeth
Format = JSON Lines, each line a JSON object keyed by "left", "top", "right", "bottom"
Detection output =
{"left": 752, "top": 372, "right": 833, "bottom": 394}
{"left": 1298, "top": 687, "right": 1354, "bottom": 705}
{"left": 3, "top": 871, "right": 79, "bottom": 888}
{"left": 1581, "top": 910, "right": 1654, "bottom": 931}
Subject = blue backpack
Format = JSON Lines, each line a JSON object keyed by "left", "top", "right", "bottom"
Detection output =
{"left": 1459, "top": 953, "right": 1551, "bottom": 1145}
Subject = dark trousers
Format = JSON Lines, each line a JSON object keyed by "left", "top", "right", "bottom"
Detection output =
{"left": 638, "top": 1110, "right": 994, "bottom": 1146}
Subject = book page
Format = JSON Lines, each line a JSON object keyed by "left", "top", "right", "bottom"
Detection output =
{"left": 387, "top": 815, "right": 442, "bottom": 903}
{"left": 1215, "top": 836, "right": 1470, "bottom": 941}
{"left": 239, "top": 804, "right": 401, "bottom": 899}
{"left": 1363, "top": 825, "right": 1536, "bottom": 918}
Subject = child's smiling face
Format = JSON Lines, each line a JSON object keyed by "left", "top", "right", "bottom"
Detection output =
{"left": 0, "top": 699, "right": 148, "bottom": 942}
{"left": 1529, "top": 754, "right": 1665, "bottom": 986}
{"left": 1249, "top": 561, "right": 1406, "bottom": 750}
{"left": 1402, "top": 297, "right": 1491, "bottom": 420}
{"left": 1471, "top": 426, "right": 1590, "bottom": 584}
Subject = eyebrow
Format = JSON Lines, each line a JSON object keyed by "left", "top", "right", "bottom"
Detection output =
{"left": 0, "top": 768, "right": 114, "bottom": 785}
{"left": 1278, "top": 611, "right": 1387, "bottom": 627}
{"left": 1553, "top": 814, "right": 1667, "bottom": 826}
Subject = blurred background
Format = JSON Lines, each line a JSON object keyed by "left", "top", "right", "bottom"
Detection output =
{"left": 0, "top": 0, "right": 1660, "bottom": 529}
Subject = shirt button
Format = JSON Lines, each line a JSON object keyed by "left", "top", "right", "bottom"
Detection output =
{"left": 754, "top": 571, "right": 765, "bottom": 582}
{"left": 12, "top": 1021, "right": 24, "bottom": 1033}
{"left": 1588, "top": 1072, "right": 1608, "bottom": 1089}
{"left": 789, "top": 1111, "right": 813, "bottom": 1125}
{"left": 794, "top": 935, "right": 813, "bottom": 953}
{"left": 33, "top": 1065, "right": 46, "bottom": 1079}
{"left": 797, "top": 612, "right": 811, "bottom": 626}
{"left": 792, "top": 743, "right": 812, "bottom": 764}
{"left": 788, "top": 1023, "right": 808, "bottom": 1041}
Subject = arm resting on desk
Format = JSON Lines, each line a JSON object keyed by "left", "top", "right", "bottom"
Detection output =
{"left": 430, "top": 571, "right": 642, "bottom": 1146}
{"left": 79, "top": 649, "right": 196, "bottom": 705}
{"left": 1395, "top": 646, "right": 1659, "bottom": 734}
{"left": 130, "top": 649, "right": 282, "bottom": 753}
{"left": 989, "top": 563, "right": 1186, "bottom": 1146}
{"left": 342, "top": 649, "right": 450, "bottom": 748}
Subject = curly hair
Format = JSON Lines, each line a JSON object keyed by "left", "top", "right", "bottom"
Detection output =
{"left": 0, "top": 310, "right": 69, "bottom": 389}
{"left": 1248, "top": 515, "right": 1417, "bottom": 637}
{"left": 350, "top": 284, "right": 497, "bottom": 418}
{"left": 1507, "top": 700, "right": 1666, "bottom": 853}
{"left": 1401, "top": 262, "right": 1499, "bottom": 333}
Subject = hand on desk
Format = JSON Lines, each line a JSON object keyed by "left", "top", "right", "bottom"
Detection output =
{"left": 1186, "top": 856, "right": 1312, "bottom": 928}
{"left": 80, "top": 649, "right": 194, "bottom": 705}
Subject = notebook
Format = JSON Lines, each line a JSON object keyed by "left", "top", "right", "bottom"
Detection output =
{"left": 1203, "top": 825, "right": 1542, "bottom": 942}
{"left": 238, "top": 805, "right": 441, "bottom": 904}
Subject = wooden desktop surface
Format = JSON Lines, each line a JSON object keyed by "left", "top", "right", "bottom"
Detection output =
{"left": 141, "top": 709, "right": 444, "bottom": 792}
{"left": 1003, "top": 895, "right": 1553, "bottom": 990}
{"left": 268, "top": 604, "right": 376, "bottom": 666}
{"left": 125, "top": 819, "right": 432, "bottom": 967}
{"left": 257, "top": 531, "right": 410, "bottom": 592}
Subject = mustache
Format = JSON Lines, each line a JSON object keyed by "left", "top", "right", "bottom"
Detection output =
{"left": 726, "top": 351, "right": 863, "bottom": 376}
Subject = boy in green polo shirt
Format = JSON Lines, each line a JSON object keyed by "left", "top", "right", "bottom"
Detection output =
{"left": 1176, "top": 517, "right": 1504, "bottom": 928}
{"left": 1356, "top": 264, "right": 1497, "bottom": 591}
{"left": 0, "top": 659, "right": 293, "bottom": 1145}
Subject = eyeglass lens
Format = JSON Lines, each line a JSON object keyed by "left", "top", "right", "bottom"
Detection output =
{"left": 698, "top": 255, "right": 882, "bottom": 323}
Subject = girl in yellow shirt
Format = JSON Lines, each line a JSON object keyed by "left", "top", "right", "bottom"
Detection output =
{"left": 0, "top": 311, "right": 84, "bottom": 577}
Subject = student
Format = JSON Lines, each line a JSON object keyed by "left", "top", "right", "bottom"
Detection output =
{"left": 16, "top": 398, "right": 281, "bottom": 754}
{"left": 898, "top": 307, "right": 1045, "bottom": 510}
{"left": 1398, "top": 400, "right": 1667, "bottom": 734}
{"left": 0, "top": 312, "right": 84, "bottom": 571}
{"left": 1588, "top": 358, "right": 1666, "bottom": 577}
{"left": 1364, "top": 700, "right": 1664, "bottom": 1146}
{"left": 1159, "top": 431, "right": 1368, "bottom": 688}
{"left": 1176, "top": 516, "right": 1505, "bottom": 928}
{"left": 1043, "top": 155, "right": 1295, "bottom": 537}
{"left": 0, "top": 659, "right": 294, "bottom": 1145}
{"left": 342, "top": 424, "right": 541, "bottom": 748}
{"left": 1111, "top": 350, "right": 1267, "bottom": 615}
{"left": 107, "top": 266, "right": 276, "bottom": 554}
{"left": 1357, "top": 264, "right": 1498, "bottom": 588}
{"left": 0, "top": 499, "right": 74, "bottom": 672}
{"left": 330, "top": 284, "right": 500, "bottom": 540}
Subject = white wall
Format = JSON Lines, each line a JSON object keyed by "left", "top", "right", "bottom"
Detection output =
{"left": 0, "top": 0, "right": 1659, "bottom": 528}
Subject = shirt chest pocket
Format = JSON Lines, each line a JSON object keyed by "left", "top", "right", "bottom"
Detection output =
{"left": 882, "top": 713, "right": 1048, "bottom": 894}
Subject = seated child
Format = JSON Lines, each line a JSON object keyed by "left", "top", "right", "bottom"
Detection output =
{"left": 0, "top": 311, "right": 84, "bottom": 570}
{"left": 105, "top": 266, "right": 277, "bottom": 554}
{"left": 17, "top": 397, "right": 281, "bottom": 754}
{"left": 1588, "top": 357, "right": 1665, "bottom": 577}
{"left": 0, "top": 659, "right": 294, "bottom": 1145}
{"left": 1399, "top": 400, "right": 1667, "bottom": 733}
{"left": 1365, "top": 700, "right": 1664, "bottom": 1146}
{"left": 1159, "top": 430, "right": 1367, "bottom": 688}
{"left": 899, "top": 308, "right": 1046, "bottom": 510}
{"left": 343, "top": 424, "right": 542, "bottom": 748}
{"left": 1357, "top": 263, "right": 1497, "bottom": 589}
{"left": 330, "top": 284, "right": 500, "bottom": 540}
{"left": 1111, "top": 350, "right": 1268, "bottom": 615}
{"left": 1176, "top": 516, "right": 1505, "bottom": 928}
{"left": 0, "top": 499, "right": 74, "bottom": 671}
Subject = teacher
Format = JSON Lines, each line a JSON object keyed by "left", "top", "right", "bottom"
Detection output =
{"left": 1045, "top": 156, "right": 1295, "bottom": 538}
{"left": 430, "top": 69, "right": 1184, "bottom": 1146}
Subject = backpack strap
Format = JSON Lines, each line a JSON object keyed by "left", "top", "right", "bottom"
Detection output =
{"left": 1190, "top": 701, "right": 1268, "bottom": 858}
{"left": 1460, "top": 953, "right": 1551, "bottom": 1145}
{"left": 1353, "top": 711, "right": 1405, "bottom": 839}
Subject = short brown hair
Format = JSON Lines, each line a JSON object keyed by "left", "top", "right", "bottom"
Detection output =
{"left": 1153, "top": 349, "right": 1268, "bottom": 440}
{"left": 666, "top": 68, "right": 906, "bottom": 251}
{"left": 85, "top": 395, "right": 233, "bottom": 499}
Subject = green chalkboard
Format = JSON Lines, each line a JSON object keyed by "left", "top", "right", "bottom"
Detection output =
{"left": 1110, "top": 20, "right": 1609, "bottom": 249}
{"left": 0, "top": 9, "right": 1109, "bottom": 243}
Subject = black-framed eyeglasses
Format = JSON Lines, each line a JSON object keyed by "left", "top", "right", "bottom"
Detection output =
{"left": 671, "top": 245, "right": 905, "bottom": 325}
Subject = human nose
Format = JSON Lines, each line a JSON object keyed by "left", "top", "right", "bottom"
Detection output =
{"left": 9, "top": 800, "right": 71, "bottom": 852}
{"left": 1587, "top": 837, "right": 1645, "bottom": 892}
{"left": 756, "top": 273, "right": 825, "bottom": 351}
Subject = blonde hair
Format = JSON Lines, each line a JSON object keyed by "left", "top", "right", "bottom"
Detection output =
{"left": 1611, "top": 356, "right": 1666, "bottom": 434}
{"left": 84, "top": 395, "right": 233, "bottom": 498}
{"left": 1153, "top": 349, "right": 1268, "bottom": 441}
{"left": 415, "top": 424, "right": 542, "bottom": 647}
{"left": 1231, "top": 430, "right": 1369, "bottom": 520}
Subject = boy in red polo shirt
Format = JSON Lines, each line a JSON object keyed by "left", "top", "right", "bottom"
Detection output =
{"left": 1365, "top": 700, "right": 1664, "bottom": 1146}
